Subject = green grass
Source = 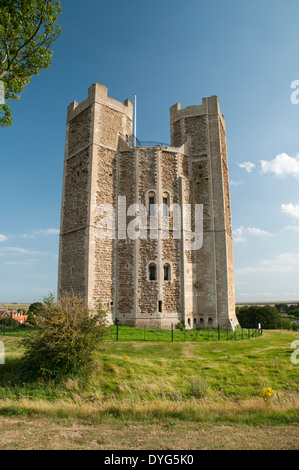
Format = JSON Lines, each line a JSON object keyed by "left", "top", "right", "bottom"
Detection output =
{"left": 0, "top": 329, "right": 298, "bottom": 426}
{"left": 106, "top": 324, "right": 260, "bottom": 342}
{"left": 0, "top": 326, "right": 35, "bottom": 338}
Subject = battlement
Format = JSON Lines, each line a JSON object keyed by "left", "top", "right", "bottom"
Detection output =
{"left": 170, "top": 96, "right": 222, "bottom": 124}
{"left": 66, "top": 83, "right": 133, "bottom": 123}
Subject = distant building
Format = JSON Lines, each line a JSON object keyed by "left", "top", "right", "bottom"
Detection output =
{"left": 1, "top": 310, "right": 28, "bottom": 324}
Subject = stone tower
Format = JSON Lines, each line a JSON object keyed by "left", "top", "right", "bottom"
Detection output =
{"left": 58, "top": 83, "right": 239, "bottom": 330}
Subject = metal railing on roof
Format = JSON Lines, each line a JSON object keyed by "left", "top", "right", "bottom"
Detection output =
{"left": 131, "top": 135, "right": 170, "bottom": 147}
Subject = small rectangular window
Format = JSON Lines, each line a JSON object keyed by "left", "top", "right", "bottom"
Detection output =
{"left": 158, "top": 301, "right": 162, "bottom": 313}
{"left": 149, "top": 265, "right": 156, "bottom": 281}
{"left": 163, "top": 198, "right": 168, "bottom": 217}
{"left": 149, "top": 197, "right": 155, "bottom": 216}
{"left": 164, "top": 265, "right": 169, "bottom": 281}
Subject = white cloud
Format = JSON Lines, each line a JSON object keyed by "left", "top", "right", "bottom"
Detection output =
{"left": 260, "top": 153, "right": 299, "bottom": 179}
{"left": 281, "top": 203, "right": 299, "bottom": 219}
{"left": 233, "top": 226, "right": 247, "bottom": 242}
{"left": 239, "top": 292, "right": 274, "bottom": 297}
{"left": 261, "top": 253, "right": 299, "bottom": 267}
{"left": 34, "top": 228, "right": 59, "bottom": 235}
{"left": 5, "top": 247, "right": 49, "bottom": 255}
{"left": 19, "top": 234, "right": 35, "bottom": 239}
{"left": 247, "top": 227, "right": 272, "bottom": 237}
{"left": 4, "top": 259, "right": 39, "bottom": 266}
{"left": 233, "top": 226, "right": 272, "bottom": 242}
{"left": 237, "top": 161, "right": 256, "bottom": 173}
{"left": 4, "top": 229, "right": 59, "bottom": 240}
{"left": 230, "top": 180, "right": 243, "bottom": 186}
{"left": 0, "top": 234, "right": 8, "bottom": 243}
{"left": 236, "top": 252, "right": 299, "bottom": 275}
{"left": 285, "top": 225, "right": 299, "bottom": 232}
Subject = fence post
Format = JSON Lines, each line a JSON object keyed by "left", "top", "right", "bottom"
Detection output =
{"left": 171, "top": 323, "right": 173, "bottom": 342}
{"left": 248, "top": 328, "right": 250, "bottom": 339}
{"left": 218, "top": 324, "right": 220, "bottom": 341}
{"left": 144, "top": 327, "right": 146, "bottom": 341}
{"left": 227, "top": 327, "right": 228, "bottom": 341}
{"left": 116, "top": 323, "right": 119, "bottom": 342}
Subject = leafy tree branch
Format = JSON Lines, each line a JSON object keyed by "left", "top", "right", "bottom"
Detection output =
{"left": 0, "top": 0, "right": 62, "bottom": 126}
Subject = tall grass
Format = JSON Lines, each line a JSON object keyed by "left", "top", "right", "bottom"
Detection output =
{"left": 0, "top": 330, "right": 298, "bottom": 425}
{"left": 0, "top": 395, "right": 297, "bottom": 425}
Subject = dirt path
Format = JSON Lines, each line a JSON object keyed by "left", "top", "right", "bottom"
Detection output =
{"left": 0, "top": 417, "right": 298, "bottom": 450}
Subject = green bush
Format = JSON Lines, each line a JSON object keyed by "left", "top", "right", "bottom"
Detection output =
{"left": 175, "top": 321, "right": 185, "bottom": 331}
{"left": 289, "top": 309, "right": 299, "bottom": 318}
{"left": 281, "top": 319, "right": 292, "bottom": 330}
{"left": 0, "top": 317, "right": 19, "bottom": 328}
{"left": 28, "top": 302, "right": 45, "bottom": 315}
{"left": 185, "top": 376, "right": 209, "bottom": 399}
{"left": 22, "top": 293, "right": 107, "bottom": 379}
{"left": 236, "top": 305, "right": 281, "bottom": 329}
{"left": 25, "top": 310, "right": 37, "bottom": 326}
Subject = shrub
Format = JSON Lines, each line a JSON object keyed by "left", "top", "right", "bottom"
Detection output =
{"left": 26, "top": 310, "right": 37, "bottom": 326}
{"left": 236, "top": 305, "right": 281, "bottom": 329}
{"left": 28, "top": 302, "right": 45, "bottom": 315}
{"left": 175, "top": 321, "right": 185, "bottom": 331}
{"left": 22, "top": 292, "right": 107, "bottom": 379}
{"left": 0, "top": 317, "right": 19, "bottom": 328}
{"left": 289, "top": 309, "right": 299, "bottom": 318}
{"left": 185, "top": 376, "right": 209, "bottom": 399}
{"left": 281, "top": 319, "right": 292, "bottom": 330}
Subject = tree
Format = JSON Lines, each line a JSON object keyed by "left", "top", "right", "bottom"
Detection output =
{"left": 25, "top": 309, "right": 36, "bottom": 326}
{"left": 0, "top": 316, "right": 19, "bottom": 327}
{"left": 0, "top": 0, "right": 62, "bottom": 126}
{"left": 236, "top": 305, "right": 281, "bottom": 329}
{"left": 22, "top": 293, "right": 108, "bottom": 379}
{"left": 289, "top": 303, "right": 299, "bottom": 311}
{"left": 274, "top": 303, "right": 289, "bottom": 313}
{"left": 289, "top": 309, "right": 299, "bottom": 318}
{"left": 28, "top": 301, "right": 45, "bottom": 315}
{"left": 256, "top": 305, "right": 282, "bottom": 329}
{"left": 17, "top": 307, "right": 26, "bottom": 314}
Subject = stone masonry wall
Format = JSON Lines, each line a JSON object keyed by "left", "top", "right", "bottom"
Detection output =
{"left": 59, "top": 85, "right": 238, "bottom": 331}
{"left": 58, "top": 106, "right": 93, "bottom": 298}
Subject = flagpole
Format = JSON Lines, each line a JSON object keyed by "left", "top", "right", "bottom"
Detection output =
{"left": 134, "top": 94, "right": 137, "bottom": 147}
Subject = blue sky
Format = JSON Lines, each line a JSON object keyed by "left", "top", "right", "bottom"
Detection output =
{"left": 1, "top": 0, "right": 299, "bottom": 303}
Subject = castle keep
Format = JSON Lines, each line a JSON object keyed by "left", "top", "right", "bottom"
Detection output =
{"left": 58, "top": 83, "right": 239, "bottom": 330}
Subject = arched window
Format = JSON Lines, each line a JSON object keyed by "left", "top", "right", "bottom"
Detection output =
{"left": 200, "top": 318, "right": 204, "bottom": 329}
{"left": 162, "top": 192, "right": 170, "bottom": 217}
{"left": 148, "top": 191, "right": 156, "bottom": 217}
{"left": 149, "top": 263, "right": 156, "bottom": 281}
{"left": 193, "top": 318, "right": 197, "bottom": 328}
{"left": 163, "top": 263, "right": 171, "bottom": 281}
{"left": 187, "top": 318, "right": 191, "bottom": 327}
{"left": 208, "top": 317, "right": 213, "bottom": 328}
